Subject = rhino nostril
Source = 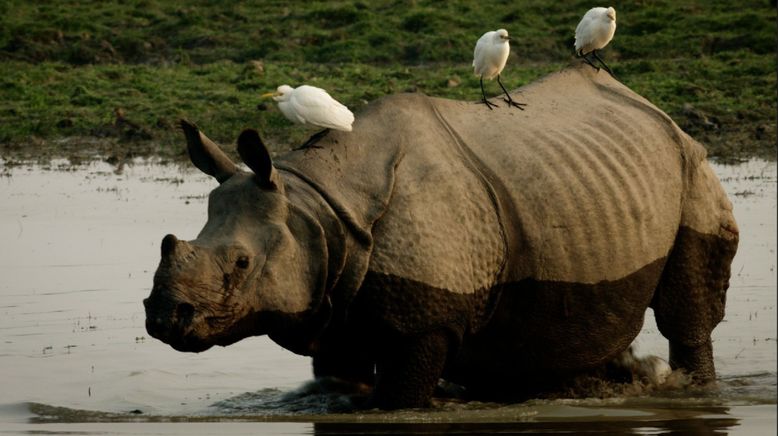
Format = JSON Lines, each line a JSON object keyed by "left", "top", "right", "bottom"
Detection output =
{"left": 175, "top": 302, "right": 195, "bottom": 324}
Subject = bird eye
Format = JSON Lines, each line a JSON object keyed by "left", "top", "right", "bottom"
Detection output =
{"left": 236, "top": 256, "right": 250, "bottom": 269}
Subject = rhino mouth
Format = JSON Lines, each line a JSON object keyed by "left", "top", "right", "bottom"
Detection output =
{"left": 145, "top": 315, "right": 214, "bottom": 353}
{"left": 144, "top": 290, "right": 263, "bottom": 352}
{"left": 147, "top": 319, "right": 248, "bottom": 353}
{"left": 145, "top": 311, "right": 256, "bottom": 353}
{"left": 144, "top": 300, "right": 215, "bottom": 353}
{"left": 206, "top": 315, "right": 231, "bottom": 329}
{"left": 166, "top": 333, "right": 214, "bottom": 353}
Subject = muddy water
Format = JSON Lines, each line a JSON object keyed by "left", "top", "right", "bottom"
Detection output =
{"left": 0, "top": 159, "right": 775, "bottom": 435}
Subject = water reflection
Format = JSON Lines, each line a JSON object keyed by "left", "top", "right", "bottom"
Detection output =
{"left": 311, "top": 411, "right": 740, "bottom": 435}
{"left": 21, "top": 401, "right": 753, "bottom": 435}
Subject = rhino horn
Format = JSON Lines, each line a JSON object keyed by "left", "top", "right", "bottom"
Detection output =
{"left": 161, "top": 233, "right": 179, "bottom": 258}
{"left": 180, "top": 119, "right": 238, "bottom": 183}
{"left": 237, "top": 128, "right": 279, "bottom": 189}
{"left": 160, "top": 233, "right": 195, "bottom": 264}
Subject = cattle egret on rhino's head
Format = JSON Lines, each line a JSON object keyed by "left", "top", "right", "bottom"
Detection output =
{"left": 574, "top": 7, "right": 617, "bottom": 77}
{"left": 262, "top": 84, "right": 355, "bottom": 148}
{"left": 472, "top": 29, "right": 526, "bottom": 110}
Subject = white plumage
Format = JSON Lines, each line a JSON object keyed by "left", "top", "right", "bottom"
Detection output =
{"left": 264, "top": 85, "right": 354, "bottom": 132}
{"left": 574, "top": 7, "right": 617, "bottom": 56}
{"left": 472, "top": 29, "right": 525, "bottom": 110}
{"left": 473, "top": 29, "right": 511, "bottom": 80}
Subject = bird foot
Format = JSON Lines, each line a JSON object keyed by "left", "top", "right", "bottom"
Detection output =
{"left": 503, "top": 98, "right": 527, "bottom": 110}
{"left": 295, "top": 142, "right": 324, "bottom": 151}
{"left": 478, "top": 98, "right": 499, "bottom": 110}
{"left": 590, "top": 65, "right": 616, "bottom": 80}
{"left": 580, "top": 56, "right": 600, "bottom": 72}
{"left": 295, "top": 129, "right": 330, "bottom": 150}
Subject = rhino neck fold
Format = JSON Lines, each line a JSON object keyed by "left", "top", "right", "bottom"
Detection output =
{"left": 276, "top": 165, "right": 372, "bottom": 247}
{"left": 278, "top": 168, "right": 379, "bottom": 328}
{"left": 280, "top": 169, "right": 349, "bottom": 295}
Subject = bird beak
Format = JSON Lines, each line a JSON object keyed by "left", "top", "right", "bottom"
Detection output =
{"left": 261, "top": 92, "right": 276, "bottom": 99}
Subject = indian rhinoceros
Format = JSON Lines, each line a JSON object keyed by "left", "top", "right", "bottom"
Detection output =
{"left": 144, "top": 63, "right": 739, "bottom": 409}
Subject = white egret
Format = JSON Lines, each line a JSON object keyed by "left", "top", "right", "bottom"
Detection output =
{"left": 262, "top": 84, "right": 354, "bottom": 147}
{"left": 473, "top": 29, "right": 526, "bottom": 110}
{"left": 574, "top": 7, "right": 617, "bottom": 77}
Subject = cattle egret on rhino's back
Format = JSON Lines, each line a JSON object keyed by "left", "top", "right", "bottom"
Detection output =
{"left": 473, "top": 29, "right": 526, "bottom": 110}
{"left": 262, "top": 84, "right": 354, "bottom": 147}
{"left": 574, "top": 6, "right": 617, "bottom": 77}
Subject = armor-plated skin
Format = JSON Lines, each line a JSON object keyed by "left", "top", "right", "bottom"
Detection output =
{"left": 144, "top": 63, "right": 738, "bottom": 409}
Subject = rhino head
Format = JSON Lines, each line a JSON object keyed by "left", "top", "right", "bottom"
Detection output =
{"left": 144, "top": 121, "right": 330, "bottom": 354}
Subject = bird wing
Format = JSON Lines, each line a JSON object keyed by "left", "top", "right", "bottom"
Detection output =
{"left": 575, "top": 7, "right": 616, "bottom": 54}
{"left": 574, "top": 8, "right": 612, "bottom": 53}
{"left": 473, "top": 31, "right": 491, "bottom": 68}
{"left": 290, "top": 86, "right": 355, "bottom": 131}
{"left": 574, "top": 17, "right": 587, "bottom": 41}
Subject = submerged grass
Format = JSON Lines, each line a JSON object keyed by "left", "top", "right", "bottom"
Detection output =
{"left": 0, "top": 0, "right": 775, "bottom": 162}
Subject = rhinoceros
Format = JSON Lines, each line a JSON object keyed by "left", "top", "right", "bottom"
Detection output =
{"left": 144, "top": 63, "right": 739, "bottom": 409}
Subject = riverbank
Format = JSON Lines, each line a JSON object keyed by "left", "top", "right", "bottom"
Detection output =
{"left": 1, "top": 1, "right": 775, "bottom": 164}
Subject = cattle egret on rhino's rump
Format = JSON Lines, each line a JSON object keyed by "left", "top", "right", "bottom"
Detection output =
{"left": 262, "top": 84, "right": 354, "bottom": 147}
{"left": 473, "top": 29, "right": 526, "bottom": 110}
{"left": 574, "top": 7, "right": 617, "bottom": 77}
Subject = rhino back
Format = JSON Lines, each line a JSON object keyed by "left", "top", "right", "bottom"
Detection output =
{"left": 432, "top": 65, "right": 704, "bottom": 285}
{"left": 274, "top": 66, "right": 720, "bottom": 341}
{"left": 355, "top": 66, "right": 699, "bottom": 339}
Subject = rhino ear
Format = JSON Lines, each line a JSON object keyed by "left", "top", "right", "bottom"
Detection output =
{"left": 180, "top": 120, "right": 238, "bottom": 183}
{"left": 237, "top": 128, "right": 278, "bottom": 189}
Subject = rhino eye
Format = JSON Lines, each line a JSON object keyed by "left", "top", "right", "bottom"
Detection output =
{"left": 235, "top": 256, "right": 250, "bottom": 269}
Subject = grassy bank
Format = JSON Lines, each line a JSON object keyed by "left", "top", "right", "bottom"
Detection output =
{"left": 1, "top": 0, "right": 775, "bottom": 163}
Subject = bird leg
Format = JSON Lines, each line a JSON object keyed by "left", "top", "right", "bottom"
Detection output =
{"left": 497, "top": 75, "right": 526, "bottom": 110}
{"left": 477, "top": 76, "right": 499, "bottom": 110}
{"left": 296, "top": 128, "right": 329, "bottom": 150}
{"left": 592, "top": 50, "right": 616, "bottom": 79}
{"left": 579, "top": 52, "right": 600, "bottom": 72}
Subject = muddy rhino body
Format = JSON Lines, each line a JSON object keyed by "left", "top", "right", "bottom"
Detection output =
{"left": 144, "top": 64, "right": 738, "bottom": 409}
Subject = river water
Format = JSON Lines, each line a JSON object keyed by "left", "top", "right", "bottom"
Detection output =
{"left": 0, "top": 158, "right": 775, "bottom": 435}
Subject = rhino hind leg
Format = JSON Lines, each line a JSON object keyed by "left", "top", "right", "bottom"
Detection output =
{"left": 668, "top": 339, "right": 715, "bottom": 381}
{"left": 652, "top": 225, "right": 738, "bottom": 382}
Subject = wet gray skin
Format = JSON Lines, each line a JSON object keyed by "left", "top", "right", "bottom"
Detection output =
{"left": 144, "top": 130, "right": 329, "bottom": 354}
{"left": 144, "top": 64, "right": 739, "bottom": 410}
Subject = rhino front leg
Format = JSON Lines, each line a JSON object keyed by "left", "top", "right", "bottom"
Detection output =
{"left": 370, "top": 330, "right": 450, "bottom": 409}
{"left": 312, "top": 345, "right": 375, "bottom": 387}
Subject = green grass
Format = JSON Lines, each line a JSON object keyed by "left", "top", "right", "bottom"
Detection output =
{"left": 0, "top": 0, "right": 775, "bottom": 163}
